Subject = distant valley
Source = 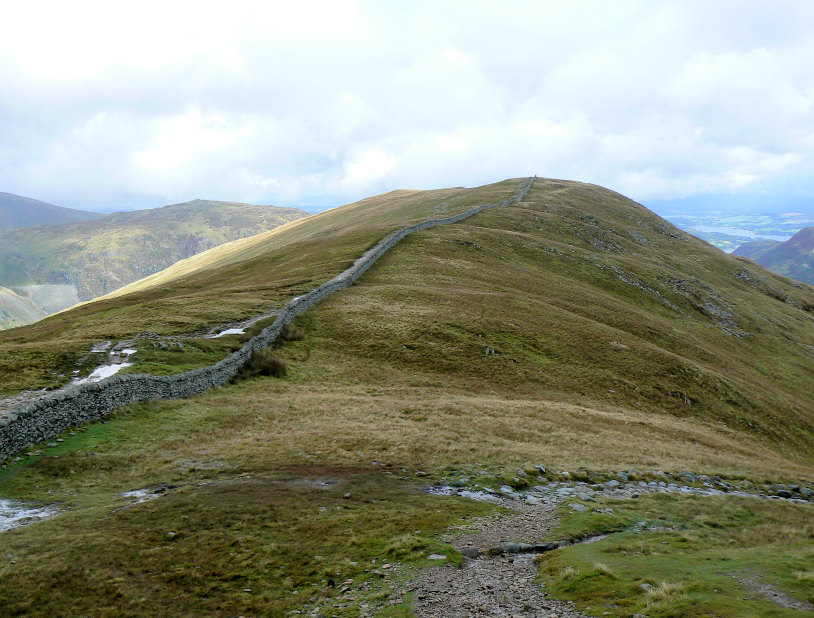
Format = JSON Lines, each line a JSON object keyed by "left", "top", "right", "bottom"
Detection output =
{"left": 662, "top": 211, "right": 814, "bottom": 252}
{"left": 0, "top": 198, "right": 307, "bottom": 328}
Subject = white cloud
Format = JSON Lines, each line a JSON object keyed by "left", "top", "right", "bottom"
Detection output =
{"left": 342, "top": 150, "right": 398, "bottom": 190}
{"left": 0, "top": 0, "right": 813, "bottom": 211}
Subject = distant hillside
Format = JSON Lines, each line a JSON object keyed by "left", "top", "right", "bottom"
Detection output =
{"left": 731, "top": 239, "right": 781, "bottom": 259}
{"left": 0, "top": 200, "right": 307, "bottom": 326}
{"left": 0, "top": 286, "right": 46, "bottom": 329}
{"left": 734, "top": 226, "right": 814, "bottom": 284}
{"left": 0, "top": 192, "right": 102, "bottom": 231}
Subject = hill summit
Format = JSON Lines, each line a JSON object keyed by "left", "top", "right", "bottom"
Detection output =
{"left": 2, "top": 177, "right": 812, "bottom": 460}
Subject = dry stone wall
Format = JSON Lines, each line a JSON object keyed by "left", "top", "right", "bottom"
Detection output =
{"left": 0, "top": 178, "right": 534, "bottom": 462}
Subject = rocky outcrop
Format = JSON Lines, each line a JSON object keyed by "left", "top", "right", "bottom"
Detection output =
{"left": 0, "top": 178, "right": 534, "bottom": 462}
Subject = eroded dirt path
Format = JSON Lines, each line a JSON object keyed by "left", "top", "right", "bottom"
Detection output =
{"left": 412, "top": 499, "right": 586, "bottom": 617}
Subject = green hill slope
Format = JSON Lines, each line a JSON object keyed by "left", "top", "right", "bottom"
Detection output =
{"left": 0, "top": 177, "right": 812, "bottom": 616}
{"left": 0, "top": 200, "right": 308, "bottom": 324}
{"left": 0, "top": 192, "right": 101, "bottom": 231}
{"left": 734, "top": 226, "right": 814, "bottom": 284}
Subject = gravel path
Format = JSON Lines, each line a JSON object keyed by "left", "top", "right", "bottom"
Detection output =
{"left": 412, "top": 498, "right": 586, "bottom": 617}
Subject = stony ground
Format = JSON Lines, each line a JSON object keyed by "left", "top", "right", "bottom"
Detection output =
{"left": 412, "top": 498, "right": 586, "bottom": 617}
{"left": 406, "top": 473, "right": 813, "bottom": 617}
{"left": 413, "top": 553, "right": 584, "bottom": 617}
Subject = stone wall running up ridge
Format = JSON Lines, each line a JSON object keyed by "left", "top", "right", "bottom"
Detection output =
{"left": 0, "top": 177, "right": 534, "bottom": 462}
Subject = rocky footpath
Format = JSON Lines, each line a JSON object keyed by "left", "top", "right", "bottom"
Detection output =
{"left": 405, "top": 466, "right": 812, "bottom": 616}
{"left": 413, "top": 498, "right": 586, "bottom": 617}
{"left": 431, "top": 465, "right": 814, "bottom": 510}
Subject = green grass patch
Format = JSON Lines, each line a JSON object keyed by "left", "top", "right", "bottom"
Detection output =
{"left": 119, "top": 337, "right": 242, "bottom": 377}
{"left": 538, "top": 493, "right": 814, "bottom": 616}
{"left": 1, "top": 473, "right": 491, "bottom": 616}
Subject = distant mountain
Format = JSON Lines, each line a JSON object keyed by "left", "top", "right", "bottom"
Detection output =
{"left": 0, "top": 200, "right": 308, "bottom": 327}
{"left": 0, "top": 192, "right": 102, "bottom": 231}
{"left": 732, "top": 239, "right": 782, "bottom": 260}
{"left": 0, "top": 286, "right": 47, "bottom": 330}
{"left": 733, "top": 226, "right": 814, "bottom": 285}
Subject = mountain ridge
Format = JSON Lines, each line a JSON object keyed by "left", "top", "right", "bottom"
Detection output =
{"left": 1, "top": 177, "right": 811, "bottom": 462}
{"left": 0, "top": 192, "right": 102, "bottom": 231}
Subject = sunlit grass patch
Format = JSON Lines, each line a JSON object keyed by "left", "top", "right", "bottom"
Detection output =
{"left": 593, "top": 562, "right": 616, "bottom": 576}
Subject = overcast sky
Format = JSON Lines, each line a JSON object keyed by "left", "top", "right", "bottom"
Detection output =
{"left": 1, "top": 0, "right": 813, "bottom": 213}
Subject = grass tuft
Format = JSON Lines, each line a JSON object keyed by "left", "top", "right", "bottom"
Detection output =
{"left": 593, "top": 562, "right": 616, "bottom": 576}
{"left": 645, "top": 581, "right": 687, "bottom": 606}
{"left": 250, "top": 351, "right": 288, "bottom": 378}
{"left": 279, "top": 323, "right": 305, "bottom": 342}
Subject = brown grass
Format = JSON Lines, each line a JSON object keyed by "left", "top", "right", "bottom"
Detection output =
{"left": 175, "top": 374, "right": 813, "bottom": 481}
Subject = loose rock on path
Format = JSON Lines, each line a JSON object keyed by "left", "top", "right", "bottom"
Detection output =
{"left": 412, "top": 498, "right": 586, "bottom": 617}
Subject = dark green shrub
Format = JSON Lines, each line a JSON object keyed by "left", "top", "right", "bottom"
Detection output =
{"left": 253, "top": 353, "right": 288, "bottom": 378}
{"left": 279, "top": 323, "right": 305, "bottom": 342}
{"left": 233, "top": 350, "right": 287, "bottom": 381}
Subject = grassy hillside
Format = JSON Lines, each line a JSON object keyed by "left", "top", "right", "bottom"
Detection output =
{"left": 0, "top": 184, "right": 500, "bottom": 392}
{"left": 735, "top": 226, "right": 814, "bottom": 285}
{"left": 0, "top": 192, "right": 101, "bottom": 231}
{"left": 3, "top": 178, "right": 811, "bottom": 460}
{"left": 0, "top": 200, "right": 307, "bottom": 324}
{"left": 0, "top": 178, "right": 812, "bottom": 616}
